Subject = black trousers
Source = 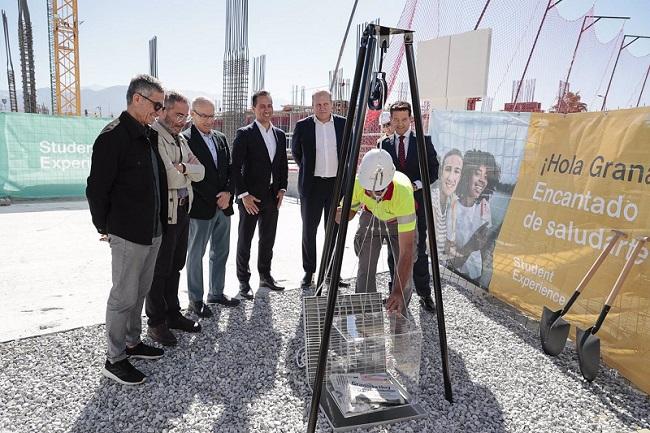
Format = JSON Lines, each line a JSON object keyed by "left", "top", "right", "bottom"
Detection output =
{"left": 236, "top": 188, "right": 279, "bottom": 282}
{"left": 300, "top": 177, "right": 335, "bottom": 274}
{"left": 388, "top": 203, "right": 431, "bottom": 297}
{"left": 146, "top": 203, "right": 189, "bottom": 326}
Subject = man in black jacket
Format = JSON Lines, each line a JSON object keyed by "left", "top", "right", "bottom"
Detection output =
{"left": 183, "top": 97, "right": 239, "bottom": 317}
{"left": 380, "top": 101, "right": 439, "bottom": 313}
{"left": 291, "top": 90, "right": 345, "bottom": 288}
{"left": 231, "top": 90, "right": 288, "bottom": 298}
{"left": 86, "top": 74, "right": 168, "bottom": 385}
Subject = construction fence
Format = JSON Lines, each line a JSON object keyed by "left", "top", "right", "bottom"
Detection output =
{"left": 0, "top": 112, "right": 108, "bottom": 198}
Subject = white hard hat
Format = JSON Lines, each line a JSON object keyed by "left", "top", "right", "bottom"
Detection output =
{"left": 379, "top": 111, "right": 391, "bottom": 126}
{"left": 358, "top": 149, "right": 396, "bottom": 191}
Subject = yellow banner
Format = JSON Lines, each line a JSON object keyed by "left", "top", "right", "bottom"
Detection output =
{"left": 490, "top": 108, "right": 650, "bottom": 393}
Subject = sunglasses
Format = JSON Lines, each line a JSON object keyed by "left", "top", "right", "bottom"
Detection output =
{"left": 136, "top": 92, "right": 164, "bottom": 112}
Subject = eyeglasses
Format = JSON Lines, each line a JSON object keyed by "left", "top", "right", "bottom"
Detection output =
{"left": 136, "top": 92, "right": 164, "bottom": 112}
{"left": 192, "top": 109, "right": 217, "bottom": 120}
{"left": 173, "top": 113, "right": 190, "bottom": 122}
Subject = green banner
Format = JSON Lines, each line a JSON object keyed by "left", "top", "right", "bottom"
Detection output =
{"left": 0, "top": 112, "right": 110, "bottom": 198}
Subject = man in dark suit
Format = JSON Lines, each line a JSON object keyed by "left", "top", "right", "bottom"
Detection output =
{"left": 183, "top": 97, "right": 239, "bottom": 318}
{"left": 231, "top": 90, "right": 289, "bottom": 298}
{"left": 291, "top": 90, "right": 346, "bottom": 289}
{"left": 380, "top": 101, "right": 439, "bottom": 313}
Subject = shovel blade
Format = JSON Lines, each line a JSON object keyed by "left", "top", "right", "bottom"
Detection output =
{"left": 576, "top": 327, "right": 601, "bottom": 382}
{"left": 540, "top": 307, "right": 570, "bottom": 356}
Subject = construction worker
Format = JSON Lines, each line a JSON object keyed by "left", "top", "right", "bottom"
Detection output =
{"left": 336, "top": 149, "right": 416, "bottom": 314}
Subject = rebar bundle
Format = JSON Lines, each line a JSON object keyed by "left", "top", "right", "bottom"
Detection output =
{"left": 149, "top": 36, "right": 158, "bottom": 78}
{"left": 17, "top": 0, "right": 37, "bottom": 113}
{"left": 222, "top": 0, "right": 249, "bottom": 143}
{"left": 2, "top": 10, "right": 18, "bottom": 112}
{"left": 251, "top": 54, "right": 265, "bottom": 93}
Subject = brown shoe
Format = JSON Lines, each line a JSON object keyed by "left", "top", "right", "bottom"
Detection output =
{"left": 147, "top": 324, "right": 177, "bottom": 346}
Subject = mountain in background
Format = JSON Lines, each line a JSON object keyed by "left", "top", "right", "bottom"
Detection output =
{"left": 0, "top": 86, "right": 221, "bottom": 117}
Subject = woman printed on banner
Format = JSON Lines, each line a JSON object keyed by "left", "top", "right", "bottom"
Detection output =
{"left": 446, "top": 149, "right": 501, "bottom": 284}
{"left": 429, "top": 149, "right": 463, "bottom": 265}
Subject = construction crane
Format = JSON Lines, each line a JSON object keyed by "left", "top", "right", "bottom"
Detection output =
{"left": 2, "top": 10, "right": 18, "bottom": 112}
{"left": 47, "top": 0, "right": 81, "bottom": 116}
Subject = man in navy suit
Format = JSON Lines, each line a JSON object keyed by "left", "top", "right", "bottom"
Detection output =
{"left": 380, "top": 101, "right": 438, "bottom": 313}
{"left": 291, "top": 90, "right": 346, "bottom": 289}
{"left": 231, "top": 90, "right": 289, "bottom": 298}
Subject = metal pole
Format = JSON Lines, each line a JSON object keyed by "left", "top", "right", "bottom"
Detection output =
{"left": 637, "top": 65, "right": 650, "bottom": 108}
{"left": 404, "top": 32, "right": 453, "bottom": 403}
{"left": 561, "top": 16, "right": 588, "bottom": 102}
{"left": 601, "top": 36, "right": 628, "bottom": 111}
{"left": 329, "top": 0, "right": 359, "bottom": 94}
{"left": 316, "top": 35, "right": 366, "bottom": 293}
{"left": 602, "top": 35, "right": 650, "bottom": 110}
{"left": 474, "top": 0, "right": 492, "bottom": 30}
{"left": 512, "top": 0, "right": 563, "bottom": 109}
{"left": 306, "top": 27, "right": 377, "bottom": 433}
{"left": 562, "top": 16, "right": 630, "bottom": 109}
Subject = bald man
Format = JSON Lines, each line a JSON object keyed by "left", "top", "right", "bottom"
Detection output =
{"left": 183, "top": 97, "right": 239, "bottom": 318}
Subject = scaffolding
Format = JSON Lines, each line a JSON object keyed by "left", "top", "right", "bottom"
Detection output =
{"left": 2, "top": 10, "right": 18, "bottom": 112}
{"left": 48, "top": 0, "right": 81, "bottom": 116}
{"left": 18, "top": 0, "right": 37, "bottom": 113}
{"left": 222, "top": 0, "right": 249, "bottom": 142}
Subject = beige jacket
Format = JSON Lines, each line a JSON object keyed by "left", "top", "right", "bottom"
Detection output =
{"left": 152, "top": 120, "right": 205, "bottom": 224}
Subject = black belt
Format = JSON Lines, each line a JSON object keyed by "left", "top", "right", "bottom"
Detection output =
{"left": 314, "top": 176, "right": 336, "bottom": 180}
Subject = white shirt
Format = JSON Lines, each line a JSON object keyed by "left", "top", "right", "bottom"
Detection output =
{"left": 200, "top": 131, "right": 218, "bottom": 166}
{"left": 392, "top": 128, "right": 412, "bottom": 159}
{"left": 239, "top": 120, "right": 285, "bottom": 199}
{"left": 313, "top": 115, "right": 338, "bottom": 178}
{"left": 255, "top": 119, "right": 277, "bottom": 162}
{"left": 446, "top": 200, "right": 491, "bottom": 280}
{"left": 392, "top": 128, "right": 422, "bottom": 190}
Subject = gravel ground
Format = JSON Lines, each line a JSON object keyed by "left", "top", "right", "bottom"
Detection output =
{"left": 1, "top": 274, "right": 648, "bottom": 433}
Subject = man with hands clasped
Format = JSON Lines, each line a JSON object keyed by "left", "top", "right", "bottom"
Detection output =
{"left": 183, "top": 97, "right": 239, "bottom": 318}
{"left": 231, "top": 90, "right": 289, "bottom": 299}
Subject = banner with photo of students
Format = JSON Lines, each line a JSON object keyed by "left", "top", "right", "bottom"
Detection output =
{"left": 429, "top": 107, "right": 650, "bottom": 394}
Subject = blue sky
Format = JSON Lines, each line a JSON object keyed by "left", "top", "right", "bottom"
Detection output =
{"left": 0, "top": 0, "right": 648, "bottom": 106}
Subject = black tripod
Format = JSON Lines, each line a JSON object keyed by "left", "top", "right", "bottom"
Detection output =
{"left": 307, "top": 24, "right": 453, "bottom": 432}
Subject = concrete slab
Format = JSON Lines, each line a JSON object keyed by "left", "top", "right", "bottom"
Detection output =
{"left": 0, "top": 199, "right": 387, "bottom": 342}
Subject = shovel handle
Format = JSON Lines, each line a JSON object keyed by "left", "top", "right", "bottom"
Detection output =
{"left": 604, "top": 236, "right": 648, "bottom": 306}
{"left": 573, "top": 230, "right": 626, "bottom": 295}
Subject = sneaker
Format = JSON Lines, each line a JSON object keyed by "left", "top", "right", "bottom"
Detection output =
{"left": 168, "top": 315, "right": 201, "bottom": 333}
{"left": 102, "top": 359, "right": 145, "bottom": 385}
{"left": 126, "top": 342, "right": 164, "bottom": 360}
{"left": 147, "top": 324, "right": 177, "bottom": 346}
